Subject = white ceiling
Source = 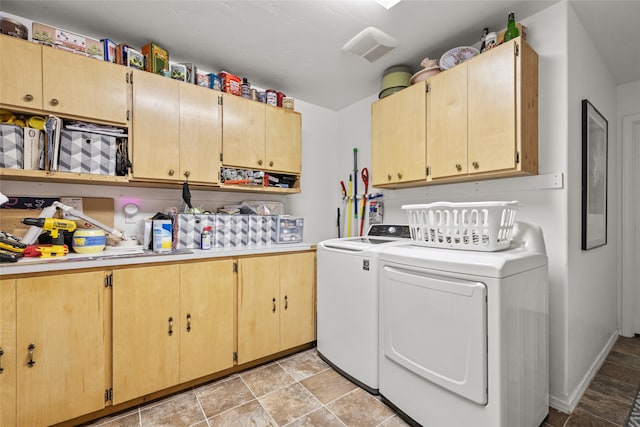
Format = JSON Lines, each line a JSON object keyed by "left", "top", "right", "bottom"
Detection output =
{"left": 2, "top": 1, "right": 638, "bottom": 111}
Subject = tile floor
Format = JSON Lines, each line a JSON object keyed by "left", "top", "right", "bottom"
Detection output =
{"left": 84, "top": 336, "right": 640, "bottom": 427}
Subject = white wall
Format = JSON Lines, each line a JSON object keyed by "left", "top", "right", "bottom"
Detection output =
{"left": 618, "top": 81, "right": 640, "bottom": 116}
{"left": 566, "top": 1, "right": 619, "bottom": 406}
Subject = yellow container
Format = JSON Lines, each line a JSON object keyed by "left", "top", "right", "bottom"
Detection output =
{"left": 72, "top": 229, "right": 106, "bottom": 254}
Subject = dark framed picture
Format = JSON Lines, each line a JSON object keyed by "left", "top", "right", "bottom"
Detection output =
{"left": 581, "top": 99, "right": 608, "bottom": 250}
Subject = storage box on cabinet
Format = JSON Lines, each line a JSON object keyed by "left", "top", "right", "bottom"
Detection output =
{"left": 57, "top": 130, "right": 117, "bottom": 175}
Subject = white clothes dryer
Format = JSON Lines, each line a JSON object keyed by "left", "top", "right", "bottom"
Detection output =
{"left": 378, "top": 222, "right": 549, "bottom": 427}
{"left": 317, "top": 224, "right": 411, "bottom": 394}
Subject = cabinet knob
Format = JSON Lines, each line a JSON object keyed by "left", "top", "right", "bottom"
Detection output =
{"left": 24, "top": 94, "right": 34, "bottom": 102}
{"left": 284, "top": 295, "right": 288, "bottom": 310}
{"left": 272, "top": 297, "right": 277, "bottom": 313}
{"left": 456, "top": 163, "right": 462, "bottom": 171}
{"left": 168, "top": 316, "right": 174, "bottom": 336}
{"left": 387, "top": 174, "right": 392, "bottom": 181}
{"left": 472, "top": 161, "right": 479, "bottom": 169}
{"left": 0, "top": 347, "right": 4, "bottom": 374}
{"left": 27, "top": 343, "right": 36, "bottom": 368}
{"left": 258, "top": 160, "right": 263, "bottom": 166}
{"left": 49, "top": 98, "right": 59, "bottom": 106}
{"left": 186, "top": 313, "right": 192, "bottom": 332}
{"left": 184, "top": 171, "right": 190, "bottom": 178}
{"left": 397, "top": 173, "right": 402, "bottom": 179}
{"left": 168, "top": 169, "right": 175, "bottom": 176}
{"left": 269, "top": 161, "right": 274, "bottom": 167}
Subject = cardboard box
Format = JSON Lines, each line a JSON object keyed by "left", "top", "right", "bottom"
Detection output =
{"left": 101, "top": 38, "right": 117, "bottom": 63}
{"left": 57, "top": 130, "right": 116, "bottom": 175}
{"left": 211, "top": 74, "right": 222, "bottom": 91}
{"left": 181, "top": 63, "right": 197, "bottom": 84}
{"left": 32, "top": 22, "right": 55, "bottom": 46}
{"left": 196, "top": 70, "right": 211, "bottom": 88}
{"left": 31, "top": 21, "right": 103, "bottom": 59}
{"left": 127, "top": 47, "right": 144, "bottom": 70}
{"left": 170, "top": 62, "right": 187, "bottom": 82}
{"left": 218, "top": 71, "right": 242, "bottom": 96}
{"left": 23, "top": 127, "right": 44, "bottom": 170}
{"left": 142, "top": 42, "right": 169, "bottom": 77}
{"left": 0, "top": 124, "right": 23, "bottom": 169}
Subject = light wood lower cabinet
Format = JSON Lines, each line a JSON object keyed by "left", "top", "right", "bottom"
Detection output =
{"left": 112, "top": 260, "right": 235, "bottom": 404}
{"left": 237, "top": 252, "right": 315, "bottom": 364}
{"left": 112, "top": 264, "right": 181, "bottom": 404}
{"left": 16, "top": 271, "right": 108, "bottom": 426}
{"left": 0, "top": 279, "right": 16, "bottom": 427}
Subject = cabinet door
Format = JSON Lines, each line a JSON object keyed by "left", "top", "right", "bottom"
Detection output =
{"left": 237, "top": 256, "right": 280, "bottom": 364}
{"left": 131, "top": 70, "right": 180, "bottom": 181}
{"left": 16, "top": 272, "right": 106, "bottom": 426}
{"left": 427, "top": 63, "right": 468, "bottom": 179}
{"left": 0, "top": 35, "right": 42, "bottom": 110}
{"left": 179, "top": 260, "right": 234, "bottom": 382}
{"left": 42, "top": 47, "right": 128, "bottom": 124}
{"left": 266, "top": 106, "right": 301, "bottom": 174}
{"left": 468, "top": 39, "right": 517, "bottom": 174}
{"left": 112, "top": 265, "right": 180, "bottom": 404}
{"left": 222, "top": 93, "right": 266, "bottom": 169}
{"left": 371, "top": 83, "right": 427, "bottom": 186}
{"left": 180, "top": 84, "right": 222, "bottom": 184}
{"left": 0, "top": 279, "right": 16, "bottom": 427}
{"left": 279, "top": 252, "right": 315, "bottom": 350}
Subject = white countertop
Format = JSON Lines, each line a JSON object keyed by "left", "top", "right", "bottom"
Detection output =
{"left": 0, "top": 243, "right": 315, "bottom": 276}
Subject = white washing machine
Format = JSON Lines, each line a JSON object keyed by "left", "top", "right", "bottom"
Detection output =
{"left": 317, "top": 224, "right": 411, "bottom": 394}
{"left": 378, "top": 222, "right": 549, "bottom": 427}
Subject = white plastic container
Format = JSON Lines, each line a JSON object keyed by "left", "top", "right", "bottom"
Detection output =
{"left": 402, "top": 201, "right": 518, "bottom": 251}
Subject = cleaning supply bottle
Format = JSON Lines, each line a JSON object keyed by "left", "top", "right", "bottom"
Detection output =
{"left": 241, "top": 78, "right": 252, "bottom": 99}
{"left": 201, "top": 226, "right": 212, "bottom": 250}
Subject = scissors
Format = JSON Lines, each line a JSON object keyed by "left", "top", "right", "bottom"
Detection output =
{"left": 359, "top": 168, "right": 369, "bottom": 236}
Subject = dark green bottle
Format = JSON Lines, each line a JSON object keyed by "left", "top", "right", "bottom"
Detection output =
{"left": 503, "top": 11, "right": 519, "bottom": 42}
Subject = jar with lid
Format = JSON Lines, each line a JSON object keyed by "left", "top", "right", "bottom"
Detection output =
{"left": 200, "top": 226, "right": 212, "bottom": 250}
{"left": 265, "top": 89, "right": 278, "bottom": 106}
{"left": 241, "top": 78, "right": 252, "bottom": 99}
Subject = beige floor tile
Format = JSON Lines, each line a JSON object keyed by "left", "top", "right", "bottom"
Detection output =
{"left": 300, "top": 368, "right": 358, "bottom": 404}
{"left": 259, "top": 383, "right": 323, "bottom": 426}
{"left": 82, "top": 409, "right": 140, "bottom": 427}
{"left": 241, "top": 362, "right": 296, "bottom": 397}
{"left": 379, "top": 414, "right": 412, "bottom": 426}
{"left": 577, "top": 388, "right": 633, "bottom": 425}
{"left": 283, "top": 407, "right": 345, "bottom": 427}
{"left": 209, "top": 399, "right": 276, "bottom": 427}
{"left": 195, "top": 376, "right": 255, "bottom": 418}
{"left": 564, "top": 408, "right": 621, "bottom": 426}
{"left": 139, "top": 391, "right": 206, "bottom": 427}
{"left": 278, "top": 349, "right": 330, "bottom": 381}
{"left": 588, "top": 372, "right": 638, "bottom": 404}
{"left": 326, "top": 388, "right": 395, "bottom": 427}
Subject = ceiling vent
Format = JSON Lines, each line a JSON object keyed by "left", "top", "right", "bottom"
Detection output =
{"left": 342, "top": 26, "right": 398, "bottom": 63}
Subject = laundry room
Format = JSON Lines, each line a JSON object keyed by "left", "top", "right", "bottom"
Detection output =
{"left": 1, "top": 1, "right": 639, "bottom": 426}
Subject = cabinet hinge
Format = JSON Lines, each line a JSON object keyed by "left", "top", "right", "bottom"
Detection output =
{"left": 104, "top": 273, "right": 113, "bottom": 288}
{"left": 218, "top": 96, "right": 223, "bottom": 106}
{"left": 125, "top": 73, "right": 129, "bottom": 84}
{"left": 233, "top": 262, "right": 238, "bottom": 273}
{"left": 233, "top": 352, "right": 238, "bottom": 363}
{"left": 515, "top": 151, "right": 520, "bottom": 164}
{"left": 104, "top": 388, "right": 113, "bottom": 402}
{"left": 220, "top": 152, "right": 223, "bottom": 162}
{"left": 426, "top": 166, "right": 431, "bottom": 176}
{"left": 126, "top": 110, "right": 130, "bottom": 121}
{"left": 130, "top": 71, "right": 133, "bottom": 83}
{"left": 425, "top": 83, "right": 430, "bottom": 93}
{"left": 515, "top": 43, "right": 520, "bottom": 57}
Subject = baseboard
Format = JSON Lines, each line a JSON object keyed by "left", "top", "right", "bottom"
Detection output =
{"left": 549, "top": 330, "right": 619, "bottom": 413}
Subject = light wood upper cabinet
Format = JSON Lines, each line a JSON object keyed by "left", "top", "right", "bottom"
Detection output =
{"left": 0, "top": 35, "right": 128, "bottom": 125}
{"left": 131, "top": 70, "right": 221, "bottom": 184}
{"left": 0, "top": 35, "right": 42, "bottom": 110}
{"left": 0, "top": 279, "right": 16, "bottom": 427}
{"left": 372, "top": 36, "right": 538, "bottom": 188}
{"left": 266, "top": 105, "right": 302, "bottom": 174}
{"left": 16, "top": 271, "right": 107, "bottom": 426}
{"left": 427, "top": 62, "right": 469, "bottom": 179}
{"left": 222, "top": 93, "right": 302, "bottom": 175}
{"left": 112, "top": 265, "right": 181, "bottom": 405}
{"left": 179, "top": 83, "right": 222, "bottom": 184}
{"left": 42, "top": 47, "right": 128, "bottom": 124}
{"left": 131, "top": 69, "right": 180, "bottom": 181}
{"left": 179, "top": 259, "right": 235, "bottom": 383}
{"left": 237, "top": 252, "right": 315, "bottom": 364}
{"left": 371, "top": 81, "right": 428, "bottom": 187}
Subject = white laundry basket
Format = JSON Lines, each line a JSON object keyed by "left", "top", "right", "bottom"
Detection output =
{"left": 402, "top": 201, "right": 519, "bottom": 251}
